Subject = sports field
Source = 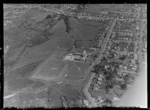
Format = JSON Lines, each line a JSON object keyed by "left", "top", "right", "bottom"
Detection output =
{"left": 30, "top": 47, "right": 90, "bottom": 83}
{"left": 65, "top": 62, "right": 90, "bottom": 81}
{"left": 32, "top": 60, "right": 66, "bottom": 79}
{"left": 30, "top": 48, "right": 71, "bottom": 82}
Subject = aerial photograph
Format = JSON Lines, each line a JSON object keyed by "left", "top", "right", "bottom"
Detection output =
{"left": 3, "top": 4, "right": 147, "bottom": 108}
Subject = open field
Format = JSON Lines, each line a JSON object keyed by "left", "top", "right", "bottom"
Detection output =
{"left": 46, "top": 83, "right": 85, "bottom": 107}
{"left": 30, "top": 48, "right": 71, "bottom": 82}
{"left": 69, "top": 17, "right": 99, "bottom": 41}
{"left": 66, "top": 62, "right": 90, "bottom": 80}
{"left": 10, "top": 33, "right": 69, "bottom": 70}
{"left": 32, "top": 60, "right": 66, "bottom": 79}
{"left": 5, "top": 60, "right": 42, "bottom": 80}
{"left": 75, "top": 40, "right": 91, "bottom": 49}
{"left": 56, "top": 36, "right": 73, "bottom": 49}
{"left": 31, "top": 62, "right": 69, "bottom": 83}
{"left": 83, "top": 4, "right": 135, "bottom": 14}
{"left": 45, "top": 48, "right": 69, "bottom": 61}
{"left": 4, "top": 6, "right": 93, "bottom": 107}
{"left": 4, "top": 27, "right": 72, "bottom": 91}
{"left": 21, "top": 37, "right": 59, "bottom": 58}
{"left": 31, "top": 82, "right": 46, "bottom": 90}
{"left": 6, "top": 78, "right": 34, "bottom": 92}
{"left": 79, "top": 19, "right": 111, "bottom": 27}
{"left": 63, "top": 78, "right": 87, "bottom": 99}
{"left": 11, "top": 55, "right": 47, "bottom": 71}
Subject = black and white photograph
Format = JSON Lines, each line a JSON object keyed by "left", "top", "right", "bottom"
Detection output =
{"left": 3, "top": 4, "right": 147, "bottom": 108}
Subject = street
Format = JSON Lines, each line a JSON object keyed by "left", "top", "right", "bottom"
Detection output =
{"left": 83, "top": 19, "right": 117, "bottom": 107}
{"left": 95, "top": 19, "right": 117, "bottom": 65}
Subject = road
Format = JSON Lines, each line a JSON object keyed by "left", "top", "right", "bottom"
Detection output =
{"left": 4, "top": 5, "right": 146, "bottom": 106}
{"left": 5, "top": 5, "right": 146, "bottom": 23}
{"left": 138, "top": 8, "right": 147, "bottom": 73}
{"left": 109, "top": 39, "right": 139, "bottom": 43}
{"left": 94, "top": 19, "right": 117, "bottom": 65}
{"left": 83, "top": 73, "right": 97, "bottom": 107}
{"left": 36, "top": 6, "right": 146, "bottom": 22}
{"left": 4, "top": 93, "right": 17, "bottom": 99}
{"left": 121, "top": 70, "right": 138, "bottom": 74}
{"left": 82, "top": 13, "right": 145, "bottom": 106}
{"left": 83, "top": 19, "right": 116, "bottom": 107}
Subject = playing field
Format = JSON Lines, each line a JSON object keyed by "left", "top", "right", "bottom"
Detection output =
{"left": 65, "top": 62, "right": 90, "bottom": 80}
{"left": 30, "top": 48, "right": 71, "bottom": 82}
{"left": 31, "top": 60, "right": 67, "bottom": 80}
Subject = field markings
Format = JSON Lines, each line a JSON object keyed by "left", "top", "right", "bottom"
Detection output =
{"left": 78, "top": 66, "right": 81, "bottom": 72}
{"left": 4, "top": 93, "right": 17, "bottom": 99}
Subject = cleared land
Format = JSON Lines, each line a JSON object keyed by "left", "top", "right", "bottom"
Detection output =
{"left": 56, "top": 36, "right": 73, "bottom": 49}
{"left": 69, "top": 17, "right": 99, "bottom": 41}
{"left": 30, "top": 48, "right": 71, "bottom": 82}
{"left": 66, "top": 62, "right": 90, "bottom": 80}
{"left": 4, "top": 21, "right": 72, "bottom": 91}
{"left": 83, "top": 4, "right": 134, "bottom": 13}
{"left": 6, "top": 78, "right": 34, "bottom": 92}
{"left": 5, "top": 60, "right": 41, "bottom": 80}
{"left": 32, "top": 60, "right": 66, "bottom": 79}
{"left": 31, "top": 82, "right": 46, "bottom": 90}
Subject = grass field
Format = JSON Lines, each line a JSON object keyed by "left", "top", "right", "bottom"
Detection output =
{"left": 83, "top": 4, "right": 134, "bottom": 14}
{"left": 46, "top": 48, "right": 69, "bottom": 61}
{"left": 5, "top": 60, "right": 42, "bottom": 80}
{"left": 6, "top": 78, "right": 34, "bottom": 92}
{"left": 30, "top": 49, "right": 90, "bottom": 83}
{"left": 70, "top": 17, "right": 99, "bottom": 41}
{"left": 31, "top": 60, "right": 66, "bottom": 80}
{"left": 56, "top": 36, "right": 73, "bottom": 49}
{"left": 30, "top": 48, "right": 71, "bottom": 81}
{"left": 75, "top": 40, "right": 91, "bottom": 49}
{"left": 31, "top": 82, "right": 45, "bottom": 90}
{"left": 65, "top": 62, "right": 90, "bottom": 81}
{"left": 40, "top": 60, "right": 65, "bottom": 77}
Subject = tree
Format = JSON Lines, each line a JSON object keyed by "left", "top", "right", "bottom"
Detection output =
{"left": 101, "top": 98, "right": 112, "bottom": 107}
{"left": 120, "top": 83, "right": 127, "bottom": 90}
{"left": 91, "top": 64, "right": 100, "bottom": 74}
{"left": 119, "top": 54, "right": 127, "bottom": 60}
